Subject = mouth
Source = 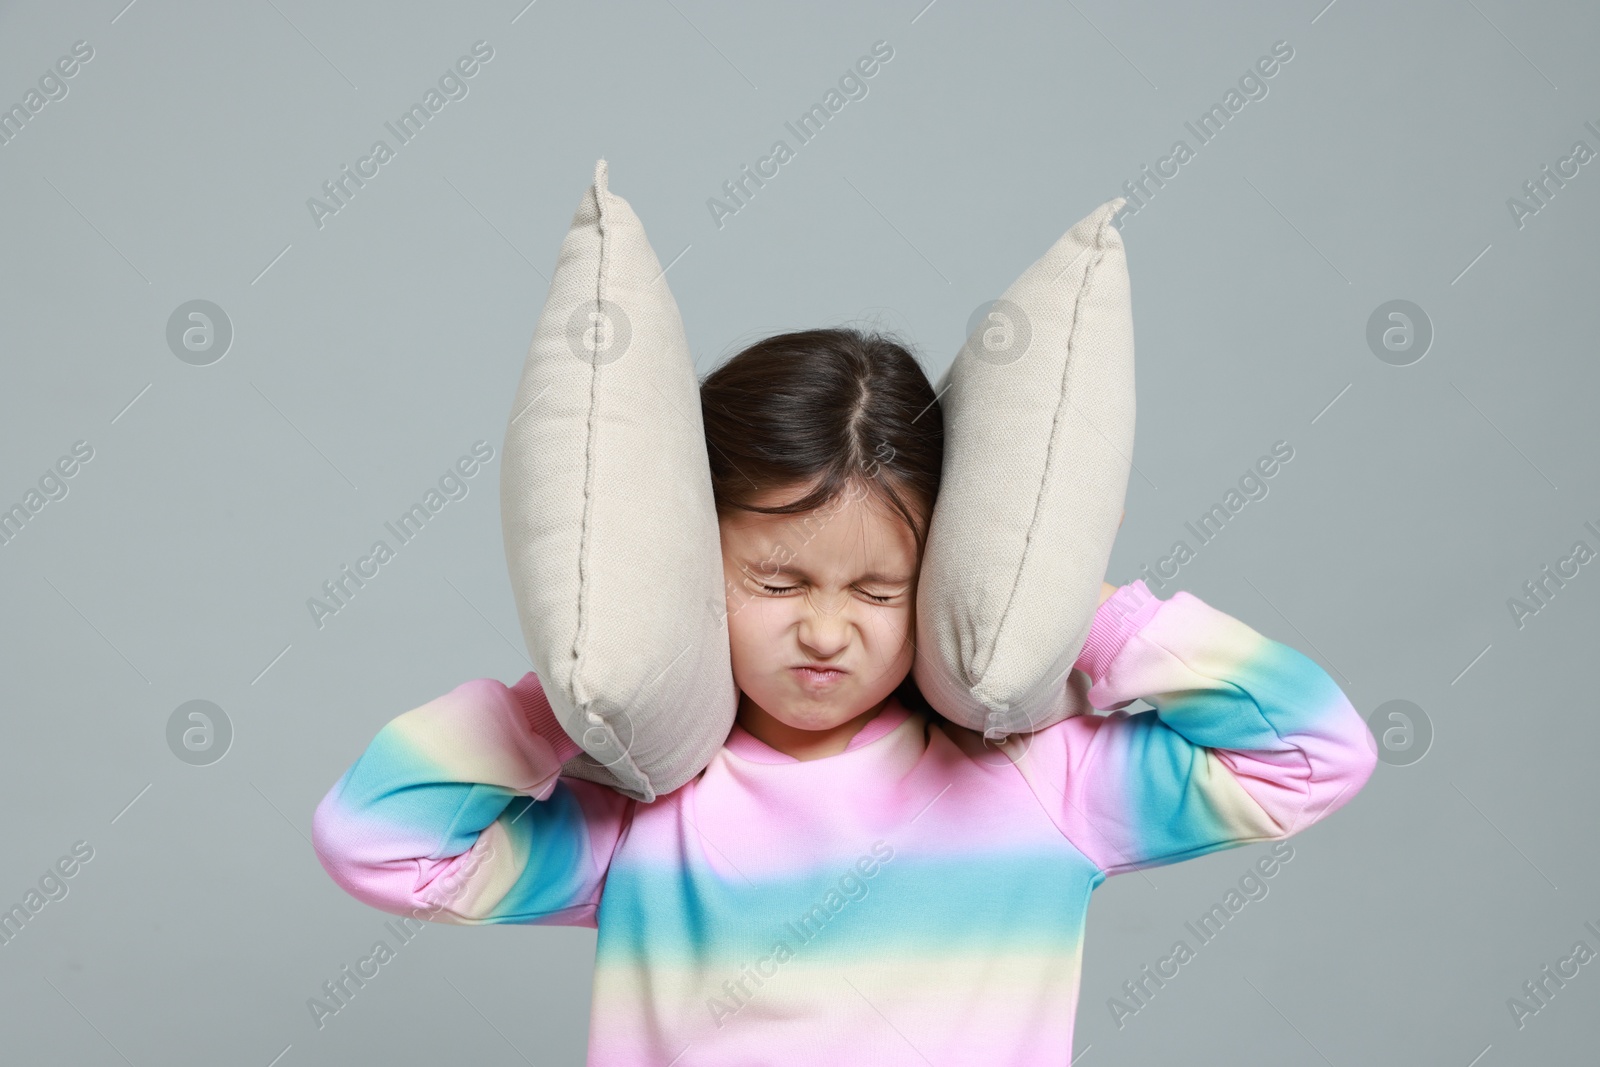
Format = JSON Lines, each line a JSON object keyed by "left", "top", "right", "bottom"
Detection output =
{"left": 790, "top": 666, "right": 848, "bottom": 691}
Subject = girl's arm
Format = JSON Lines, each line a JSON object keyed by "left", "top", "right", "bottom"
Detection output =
{"left": 1013, "top": 580, "right": 1377, "bottom": 878}
{"left": 311, "top": 673, "right": 631, "bottom": 927}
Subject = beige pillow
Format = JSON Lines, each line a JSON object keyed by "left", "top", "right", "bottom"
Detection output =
{"left": 499, "top": 159, "right": 737, "bottom": 802}
{"left": 913, "top": 197, "right": 1136, "bottom": 740}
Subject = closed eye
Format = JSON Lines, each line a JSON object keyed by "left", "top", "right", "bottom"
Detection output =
{"left": 757, "top": 583, "right": 896, "bottom": 604}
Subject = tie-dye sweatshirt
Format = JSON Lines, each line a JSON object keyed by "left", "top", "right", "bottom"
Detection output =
{"left": 311, "top": 580, "right": 1377, "bottom": 1065}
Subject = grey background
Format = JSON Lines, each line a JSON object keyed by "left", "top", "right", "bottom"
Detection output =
{"left": 2, "top": 0, "right": 1596, "bottom": 1063}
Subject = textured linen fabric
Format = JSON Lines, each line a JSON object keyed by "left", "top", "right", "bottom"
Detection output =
{"left": 500, "top": 157, "right": 736, "bottom": 802}
{"left": 312, "top": 581, "right": 1376, "bottom": 1065}
{"left": 915, "top": 197, "right": 1136, "bottom": 741}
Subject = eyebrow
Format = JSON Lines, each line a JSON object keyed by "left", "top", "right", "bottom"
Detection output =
{"left": 743, "top": 561, "right": 912, "bottom": 584}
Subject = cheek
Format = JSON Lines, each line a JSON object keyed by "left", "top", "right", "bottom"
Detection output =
{"left": 723, "top": 592, "right": 750, "bottom": 649}
{"left": 724, "top": 591, "right": 782, "bottom": 651}
{"left": 868, "top": 602, "right": 915, "bottom": 642}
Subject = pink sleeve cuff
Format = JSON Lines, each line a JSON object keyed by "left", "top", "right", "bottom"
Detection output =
{"left": 1074, "top": 580, "right": 1164, "bottom": 682}
{"left": 510, "top": 672, "right": 584, "bottom": 765}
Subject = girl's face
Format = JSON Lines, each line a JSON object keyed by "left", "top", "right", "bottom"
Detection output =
{"left": 718, "top": 480, "right": 922, "bottom": 736}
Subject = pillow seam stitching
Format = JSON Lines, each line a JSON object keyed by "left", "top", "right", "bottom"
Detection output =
{"left": 979, "top": 211, "right": 1115, "bottom": 710}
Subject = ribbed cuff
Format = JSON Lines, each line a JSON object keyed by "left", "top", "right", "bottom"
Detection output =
{"left": 510, "top": 672, "right": 583, "bottom": 765}
{"left": 1075, "top": 580, "right": 1164, "bottom": 682}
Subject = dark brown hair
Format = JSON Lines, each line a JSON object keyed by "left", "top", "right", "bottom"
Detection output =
{"left": 699, "top": 325, "right": 945, "bottom": 718}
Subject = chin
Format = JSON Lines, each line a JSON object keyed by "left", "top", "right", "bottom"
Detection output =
{"left": 770, "top": 700, "right": 853, "bottom": 732}
{"left": 744, "top": 685, "right": 857, "bottom": 731}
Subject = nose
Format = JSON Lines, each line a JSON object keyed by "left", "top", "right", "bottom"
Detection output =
{"left": 796, "top": 589, "right": 853, "bottom": 655}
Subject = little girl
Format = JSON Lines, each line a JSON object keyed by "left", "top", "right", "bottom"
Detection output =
{"left": 312, "top": 326, "right": 1377, "bottom": 1064}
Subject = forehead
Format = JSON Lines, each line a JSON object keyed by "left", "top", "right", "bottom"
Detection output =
{"left": 719, "top": 484, "right": 918, "bottom": 575}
